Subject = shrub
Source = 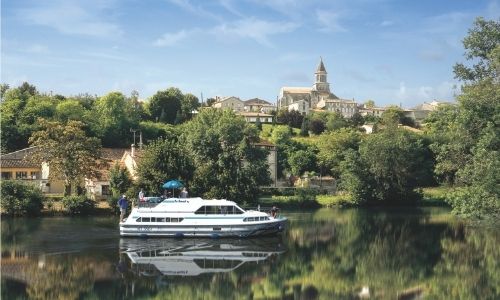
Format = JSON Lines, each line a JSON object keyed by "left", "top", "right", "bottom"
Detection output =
{"left": 0, "top": 180, "right": 44, "bottom": 216}
{"left": 270, "top": 188, "right": 320, "bottom": 208}
{"left": 62, "top": 195, "right": 95, "bottom": 215}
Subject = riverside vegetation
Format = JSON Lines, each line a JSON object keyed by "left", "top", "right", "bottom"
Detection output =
{"left": 1, "top": 17, "right": 498, "bottom": 220}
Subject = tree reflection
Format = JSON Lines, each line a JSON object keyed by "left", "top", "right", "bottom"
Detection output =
{"left": 429, "top": 225, "right": 500, "bottom": 299}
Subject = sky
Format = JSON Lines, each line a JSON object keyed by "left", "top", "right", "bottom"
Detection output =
{"left": 1, "top": 0, "right": 499, "bottom": 108}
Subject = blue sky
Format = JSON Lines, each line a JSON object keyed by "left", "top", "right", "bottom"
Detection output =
{"left": 2, "top": 0, "right": 499, "bottom": 107}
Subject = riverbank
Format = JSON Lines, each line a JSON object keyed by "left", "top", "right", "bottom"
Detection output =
{"left": 260, "top": 186, "right": 452, "bottom": 209}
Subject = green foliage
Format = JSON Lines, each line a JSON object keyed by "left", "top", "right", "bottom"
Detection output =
{"left": 0, "top": 180, "right": 44, "bottom": 216}
{"left": 109, "top": 163, "right": 132, "bottom": 197}
{"left": 427, "top": 17, "right": 500, "bottom": 218}
{"left": 147, "top": 87, "right": 183, "bottom": 124}
{"left": 453, "top": 17, "right": 500, "bottom": 82}
{"left": 139, "top": 121, "right": 178, "bottom": 143}
{"left": 288, "top": 149, "right": 317, "bottom": 176}
{"left": 271, "top": 188, "right": 319, "bottom": 208}
{"left": 29, "top": 119, "right": 102, "bottom": 196}
{"left": 62, "top": 195, "right": 95, "bottom": 215}
{"left": 326, "top": 112, "right": 348, "bottom": 131}
{"left": 136, "top": 137, "right": 194, "bottom": 196}
{"left": 91, "top": 91, "right": 138, "bottom": 147}
{"left": 309, "top": 119, "right": 325, "bottom": 134}
{"left": 340, "top": 129, "right": 432, "bottom": 204}
{"left": 315, "top": 128, "right": 362, "bottom": 177}
{"left": 181, "top": 109, "right": 271, "bottom": 203}
{"left": 276, "top": 109, "right": 304, "bottom": 128}
{"left": 299, "top": 118, "right": 309, "bottom": 136}
{"left": 316, "top": 194, "right": 354, "bottom": 207}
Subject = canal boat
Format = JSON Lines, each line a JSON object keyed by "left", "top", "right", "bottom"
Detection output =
{"left": 119, "top": 197, "right": 287, "bottom": 238}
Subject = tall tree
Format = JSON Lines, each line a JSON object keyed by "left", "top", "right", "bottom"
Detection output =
{"left": 29, "top": 119, "right": 102, "bottom": 195}
{"left": 147, "top": 87, "right": 183, "bottom": 124}
{"left": 92, "top": 91, "right": 137, "bottom": 147}
{"left": 428, "top": 17, "right": 500, "bottom": 218}
{"left": 181, "top": 109, "right": 271, "bottom": 203}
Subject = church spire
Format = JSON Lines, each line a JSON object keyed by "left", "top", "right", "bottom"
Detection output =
{"left": 317, "top": 56, "right": 326, "bottom": 72}
{"left": 313, "top": 57, "right": 330, "bottom": 93}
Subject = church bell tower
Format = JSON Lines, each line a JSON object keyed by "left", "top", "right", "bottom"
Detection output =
{"left": 313, "top": 57, "right": 330, "bottom": 93}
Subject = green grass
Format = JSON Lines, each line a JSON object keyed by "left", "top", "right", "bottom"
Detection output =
{"left": 316, "top": 194, "right": 354, "bottom": 207}
{"left": 420, "top": 186, "right": 452, "bottom": 206}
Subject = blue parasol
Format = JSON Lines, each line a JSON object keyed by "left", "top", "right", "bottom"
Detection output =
{"left": 162, "top": 179, "right": 184, "bottom": 197}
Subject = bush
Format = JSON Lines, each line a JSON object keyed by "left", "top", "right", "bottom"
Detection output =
{"left": 316, "top": 194, "right": 354, "bottom": 207}
{"left": 62, "top": 195, "right": 95, "bottom": 215}
{"left": 270, "top": 188, "right": 320, "bottom": 208}
{"left": 0, "top": 180, "right": 44, "bottom": 216}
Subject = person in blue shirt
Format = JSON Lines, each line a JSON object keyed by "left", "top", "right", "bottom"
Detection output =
{"left": 118, "top": 195, "right": 128, "bottom": 222}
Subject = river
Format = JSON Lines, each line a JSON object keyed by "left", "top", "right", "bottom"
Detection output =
{"left": 1, "top": 207, "right": 499, "bottom": 299}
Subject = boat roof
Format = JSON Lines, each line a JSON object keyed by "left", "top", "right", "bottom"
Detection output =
{"left": 137, "top": 197, "right": 241, "bottom": 212}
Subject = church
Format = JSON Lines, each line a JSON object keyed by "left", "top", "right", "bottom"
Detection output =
{"left": 277, "top": 58, "right": 358, "bottom": 118}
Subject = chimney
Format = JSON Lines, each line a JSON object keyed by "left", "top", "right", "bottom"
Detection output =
{"left": 131, "top": 144, "right": 135, "bottom": 157}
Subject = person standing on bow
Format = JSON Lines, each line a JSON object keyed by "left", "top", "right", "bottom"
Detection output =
{"left": 118, "top": 195, "right": 128, "bottom": 222}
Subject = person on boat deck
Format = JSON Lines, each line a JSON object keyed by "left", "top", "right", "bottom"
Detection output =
{"left": 118, "top": 195, "right": 128, "bottom": 222}
{"left": 138, "top": 189, "right": 145, "bottom": 202}
{"left": 270, "top": 206, "right": 278, "bottom": 218}
{"left": 180, "top": 188, "right": 188, "bottom": 198}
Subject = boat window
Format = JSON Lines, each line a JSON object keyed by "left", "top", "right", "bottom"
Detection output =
{"left": 157, "top": 218, "right": 165, "bottom": 222}
{"left": 194, "top": 206, "right": 206, "bottom": 214}
{"left": 207, "top": 206, "right": 218, "bottom": 214}
{"left": 165, "top": 217, "right": 171, "bottom": 222}
{"left": 142, "top": 217, "right": 150, "bottom": 222}
{"left": 260, "top": 216, "right": 269, "bottom": 221}
{"left": 150, "top": 217, "right": 156, "bottom": 222}
{"left": 247, "top": 217, "right": 255, "bottom": 221}
{"left": 136, "top": 218, "right": 141, "bottom": 222}
{"left": 234, "top": 207, "right": 244, "bottom": 214}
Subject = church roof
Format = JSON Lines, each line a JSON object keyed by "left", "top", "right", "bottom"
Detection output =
{"left": 244, "top": 98, "right": 272, "bottom": 105}
{"left": 316, "top": 58, "right": 326, "bottom": 72}
{"left": 281, "top": 87, "right": 311, "bottom": 94}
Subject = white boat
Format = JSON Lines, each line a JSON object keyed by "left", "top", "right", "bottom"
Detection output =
{"left": 119, "top": 238, "right": 285, "bottom": 276}
{"left": 119, "top": 197, "right": 287, "bottom": 238}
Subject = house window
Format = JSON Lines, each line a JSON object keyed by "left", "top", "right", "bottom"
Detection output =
{"left": 1, "top": 172, "right": 12, "bottom": 179}
{"left": 16, "top": 171, "right": 28, "bottom": 179}
{"left": 102, "top": 185, "right": 111, "bottom": 195}
{"left": 30, "top": 171, "right": 40, "bottom": 179}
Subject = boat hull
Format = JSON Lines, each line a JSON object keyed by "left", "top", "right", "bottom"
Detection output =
{"left": 119, "top": 218, "right": 287, "bottom": 238}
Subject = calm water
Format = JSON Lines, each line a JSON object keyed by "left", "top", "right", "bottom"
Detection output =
{"left": 1, "top": 208, "right": 499, "bottom": 299}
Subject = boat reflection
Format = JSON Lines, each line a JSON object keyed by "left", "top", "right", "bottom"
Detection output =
{"left": 119, "top": 237, "right": 286, "bottom": 277}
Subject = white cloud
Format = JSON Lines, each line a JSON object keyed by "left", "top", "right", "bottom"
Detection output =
{"left": 316, "top": 10, "right": 346, "bottom": 33}
{"left": 154, "top": 29, "right": 196, "bottom": 47}
{"left": 167, "top": 0, "right": 221, "bottom": 21}
{"left": 20, "top": 0, "right": 122, "bottom": 38}
{"left": 211, "top": 18, "right": 299, "bottom": 46}
{"left": 380, "top": 20, "right": 394, "bottom": 27}
{"left": 26, "top": 44, "right": 50, "bottom": 54}
{"left": 397, "top": 81, "right": 407, "bottom": 100}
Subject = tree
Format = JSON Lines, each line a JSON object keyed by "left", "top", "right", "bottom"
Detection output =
{"left": 299, "top": 118, "right": 309, "bottom": 137}
{"left": 54, "top": 99, "right": 89, "bottom": 123}
{"left": 309, "top": 119, "right": 325, "bottom": 135}
{"left": 136, "top": 138, "right": 194, "bottom": 196}
{"left": 364, "top": 100, "right": 375, "bottom": 108}
{"left": 181, "top": 109, "right": 271, "bottom": 203}
{"left": 0, "top": 83, "right": 9, "bottom": 100}
{"left": 288, "top": 149, "right": 317, "bottom": 176}
{"left": 147, "top": 87, "right": 183, "bottom": 124}
{"left": 427, "top": 17, "right": 500, "bottom": 218}
{"left": 205, "top": 97, "right": 216, "bottom": 107}
{"left": 340, "top": 129, "right": 433, "bottom": 203}
{"left": 180, "top": 93, "right": 200, "bottom": 122}
{"left": 29, "top": 119, "right": 102, "bottom": 195}
{"left": 326, "top": 112, "right": 348, "bottom": 131}
{"left": 453, "top": 17, "right": 500, "bottom": 83}
{"left": 91, "top": 92, "right": 138, "bottom": 147}
{"left": 276, "top": 109, "right": 304, "bottom": 128}
{"left": 109, "top": 163, "right": 133, "bottom": 197}
{"left": 349, "top": 112, "right": 364, "bottom": 127}
{"left": 316, "top": 128, "right": 362, "bottom": 177}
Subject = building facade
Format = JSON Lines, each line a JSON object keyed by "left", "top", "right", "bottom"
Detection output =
{"left": 278, "top": 58, "right": 358, "bottom": 117}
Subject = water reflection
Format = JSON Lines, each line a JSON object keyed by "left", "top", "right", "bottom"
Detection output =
{"left": 119, "top": 238, "right": 285, "bottom": 277}
{"left": 1, "top": 208, "right": 499, "bottom": 299}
